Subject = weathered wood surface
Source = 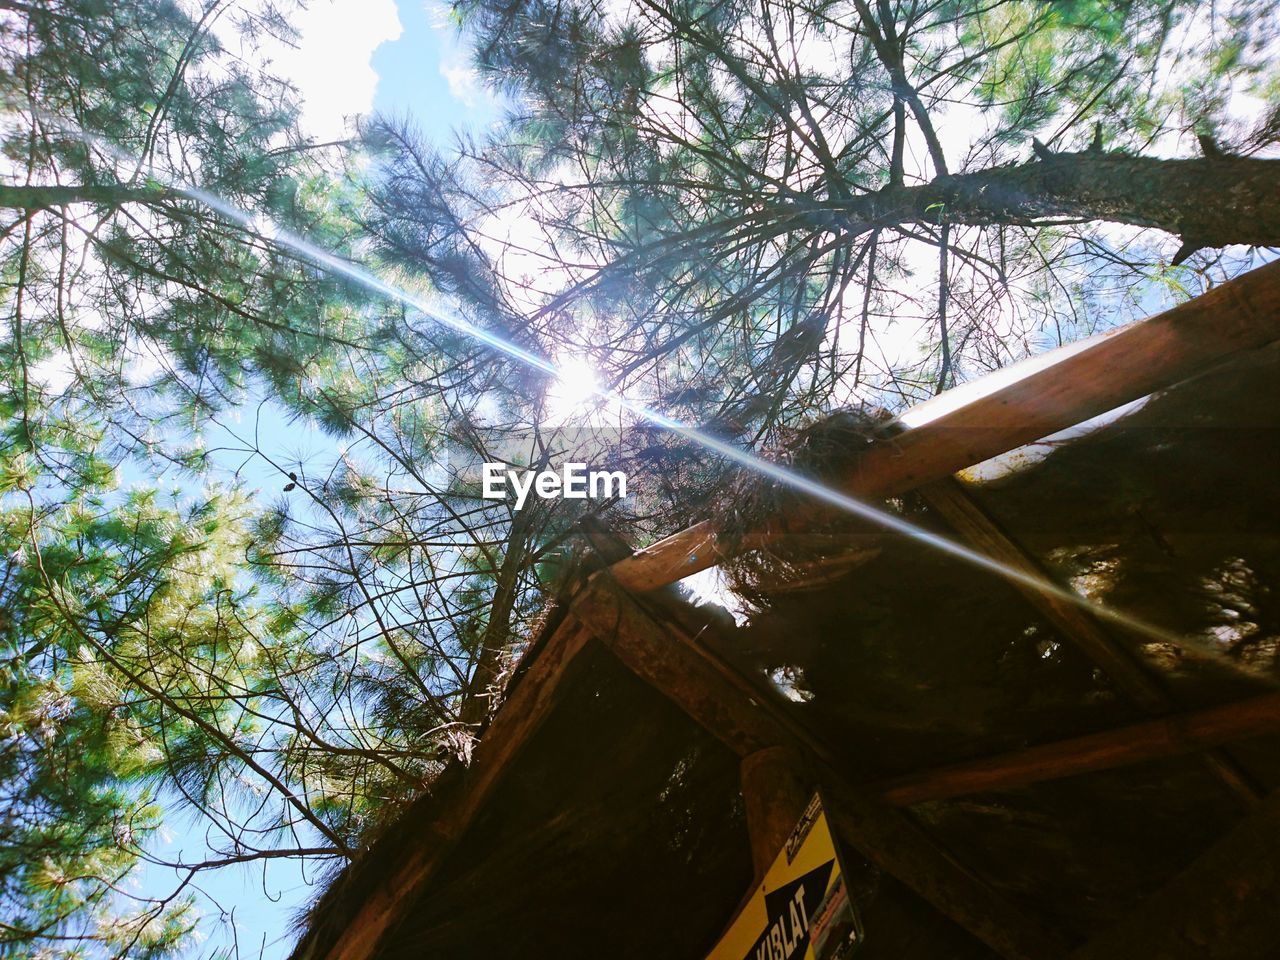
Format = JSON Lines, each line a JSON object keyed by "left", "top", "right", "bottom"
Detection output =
{"left": 610, "top": 259, "right": 1280, "bottom": 592}
{"left": 872, "top": 693, "right": 1280, "bottom": 807}
{"left": 740, "top": 746, "right": 813, "bottom": 882}
{"left": 1069, "top": 790, "right": 1280, "bottom": 960}
{"left": 916, "top": 477, "right": 1264, "bottom": 806}
{"left": 311, "top": 619, "right": 594, "bottom": 960}
{"left": 576, "top": 574, "right": 1068, "bottom": 960}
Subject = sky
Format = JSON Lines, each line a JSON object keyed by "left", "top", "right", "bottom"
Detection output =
{"left": 142, "top": 3, "right": 499, "bottom": 957}
{"left": 268, "top": 0, "right": 504, "bottom": 144}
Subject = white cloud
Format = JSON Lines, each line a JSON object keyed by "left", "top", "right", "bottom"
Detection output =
{"left": 215, "top": 0, "right": 402, "bottom": 142}
{"left": 428, "top": 1, "right": 502, "bottom": 117}
{"left": 279, "top": 0, "right": 402, "bottom": 139}
{"left": 439, "top": 61, "right": 483, "bottom": 108}
{"left": 28, "top": 349, "right": 78, "bottom": 395}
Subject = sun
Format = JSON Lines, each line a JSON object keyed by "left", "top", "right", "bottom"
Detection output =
{"left": 545, "top": 354, "right": 604, "bottom": 424}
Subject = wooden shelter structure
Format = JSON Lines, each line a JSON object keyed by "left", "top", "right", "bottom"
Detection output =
{"left": 290, "top": 261, "right": 1280, "bottom": 960}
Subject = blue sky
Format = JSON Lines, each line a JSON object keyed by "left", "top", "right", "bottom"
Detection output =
{"left": 142, "top": 4, "right": 500, "bottom": 957}
{"left": 373, "top": 0, "right": 503, "bottom": 137}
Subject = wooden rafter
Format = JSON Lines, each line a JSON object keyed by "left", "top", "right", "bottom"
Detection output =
{"left": 915, "top": 477, "right": 1265, "bottom": 806}
{"left": 297, "top": 263, "right": 1280, "bottom": 960}
{"left": 917, "top": 478, "right": 1169, "bottom": 711}
{"left": 608, "top": 259, "right": 1280, "bottom": 592}
{"left": 870, "top": 692, "right": 1280, "bottom": 807}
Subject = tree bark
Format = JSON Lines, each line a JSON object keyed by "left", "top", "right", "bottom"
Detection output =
{"left": 0, "top": 183, "right": 175, "bottom": 209}
{"left": 809, "top": 152, "right": 1280, "bottom": 251}
{"left": 457, "top": 510, "right": 533, "bottom": 728}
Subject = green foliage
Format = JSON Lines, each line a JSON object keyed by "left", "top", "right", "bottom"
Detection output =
{"left": 0, "top": 472, "right": 262, "bottom": 956}
{"left": 1, "top": 0, "right": 575, "bottom": 950}
{"left": 371, "top": 0, "right": 1279, "bottom": 459}
{"left": 0, "top": 0, "right": 398, "bottom": 953}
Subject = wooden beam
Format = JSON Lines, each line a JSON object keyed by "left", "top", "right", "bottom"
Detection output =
{"left": 307, "top": 618, "right": 594, "bottom": 960}
{"left": 1070, "top": 790, "right": 1280, "bottom": 960}
{"left": 870, "top": 693, "right": 1280, "bottom": 807}
{"left": 740, "top": 746, "right": 812, "bottom": 882}
{"left": 609, "top": 259, "right": 1280, "bottom": 592}
{"left": 576, "top": 574, "right": 1067, "bottom": 960}
{"left": 915, "top": 477, "right": 1264, "bottom": 806}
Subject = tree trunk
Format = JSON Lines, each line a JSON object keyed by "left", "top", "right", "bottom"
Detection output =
{"left": 0, "top": 183, "right": 174, "bottom": 209}
{"left": 816, "top": 151, "right": 1280, "bottom": 252}
{"left": 457, "top": 512, "right": 532, "bottom": 728}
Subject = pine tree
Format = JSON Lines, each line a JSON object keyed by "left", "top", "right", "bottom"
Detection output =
{"left": 5, "top": 0, "right": 1280, "bottom": 954}
{"left": 0, "top": 2, "right": 384, "bottom": 953}
{"left": 367, "top": 0, "right": 1280, "bottom": 442}
{"left": 2, "top": 3, "right": 593, "bottom": 953}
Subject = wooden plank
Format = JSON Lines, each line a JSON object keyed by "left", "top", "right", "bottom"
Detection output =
{"left": 611, "top": 519, "right": 720, "bottom": 592}
{"left": 871, "top": 693, "right": 1280, "bottom": 807}
{"left": 1070, "top": 790, "right": 1280, "bottom": 960}
{"left": 576, "top": 574, "right": 1068, "bottom": 960}
{"left": 610, "top": 259, "right": 1280, "bottom": 592}
{"left": 916, "top": 477, "right": 1264, "bottom": 806}
{"left": 313, "top": 618, "right": 594, "bottom": 960}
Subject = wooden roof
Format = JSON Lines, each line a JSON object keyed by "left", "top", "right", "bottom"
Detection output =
{"left": 290, "top": 260, "right": 1280, "bottom": 960}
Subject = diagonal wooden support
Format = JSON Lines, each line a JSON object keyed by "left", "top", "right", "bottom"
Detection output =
{"left": 915, "top": 476, "right": 1265, "bottom": 806}
{"left": 575, "top": 574, "right": 1067, "bottom": 960}
{"left": 916, "top": 478, "right": 1168, "bottom": 710}
{"left": 1069, "top": 790, "right": 1280, "bottom": 960}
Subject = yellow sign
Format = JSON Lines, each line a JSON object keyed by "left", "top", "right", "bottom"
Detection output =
{"left": 706, "top": 794, "right": 863, "bottom": 960}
